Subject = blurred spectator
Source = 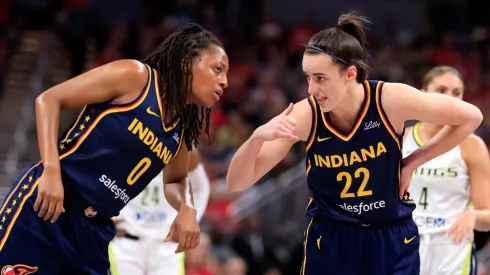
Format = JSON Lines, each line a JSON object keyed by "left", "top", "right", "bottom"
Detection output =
{"left": 219, "top": 256, "right": 247, "bottom": 275}
{"left": 231, "top": 215, "right": 277, "bottom": 275}
{"left": 186, "top": 233, "right": 219, "bottom": 275}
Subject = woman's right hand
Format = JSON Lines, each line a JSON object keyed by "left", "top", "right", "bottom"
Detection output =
{"left": 33, "top": 167, "right": 65, "bottom": 223}
{"left": 252, "top": 103, "right": 298, "bottom": 142}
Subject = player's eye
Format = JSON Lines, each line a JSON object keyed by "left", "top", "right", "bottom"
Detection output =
{"left": 215, "top": 66, "right": 222, "bottom": 73}
{"left": 316, "top": 76, "right": 325, "bottom": 82}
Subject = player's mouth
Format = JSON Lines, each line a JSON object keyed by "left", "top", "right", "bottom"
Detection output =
{"left": 213, "top": 89, "right": 223, "bottom": 101}
{"left": 316, "top": 96, "right": 327, "bottom": 105}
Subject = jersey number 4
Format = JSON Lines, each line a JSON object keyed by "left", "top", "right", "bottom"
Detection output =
{"left": 336, "top": 167, "right": 372, "bottom": 198}
{"left": 419, "top": 187, "right": 429, "bottom": 210}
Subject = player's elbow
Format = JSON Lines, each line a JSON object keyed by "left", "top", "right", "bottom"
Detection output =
{"left": 468, "top": 105, "right": 483, "bottom": 126}
{"left": 35, "top": 89, "right": 61, "bottom": 110}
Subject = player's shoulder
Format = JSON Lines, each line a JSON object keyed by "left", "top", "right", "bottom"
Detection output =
{"left": 91, "top": 59, "right": 147, "bottom": 83}
{"left": 459, "top": 133, "right": 488, "bottom": 162}
{"left": 290, "top": 97, "right": 313, "bottom": 117}
{"left": 96, "top": 59, "right": 149, "bottom": 91}
{"left": 460, "top": 133, "right": 487, "bottom": 151}
{"left": 102, "top": 59, "right": 148, "bottom": 77}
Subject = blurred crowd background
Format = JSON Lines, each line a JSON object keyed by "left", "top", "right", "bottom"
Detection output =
{"left": 1, "top": 0, "right": 490, "bottom": 275}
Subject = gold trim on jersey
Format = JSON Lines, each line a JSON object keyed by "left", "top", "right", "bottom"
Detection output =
{"left": 306, "top": 96, "right": 318, "bottom": 151}
{"left": 153, "top": 69, "right": 180, "bottom": 132}
{"left": 413, "top": 122, "right": 424, "bottom": 147}
{"left": 320, "top": 80, "right": 370, "bottom": 141}
{"left": 305, "top": 197, "right": 313, "bottom": 211}
{"left": 375, "top": 81, "right": 401, "bottom": 149}
{"left": 301, "top": 218, "right": 314, "bottom": 275}
{"left": 306, "top": 159, "right": 312, "bottom": 175}
{"left": 60, "top": 106, "right": 87, "bottom": 143}
{"left": 59, "top": 77, "right": 151, "bottom": 159}
{"left": 0, "top": 173, "right": 40, "bottom": 251}
{"left": 0, "top": 65, "right": 152, "bottom": 251}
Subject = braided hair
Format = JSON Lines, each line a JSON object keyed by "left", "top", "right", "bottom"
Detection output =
{"left": 142, "top": 23, "right": 223, "bottom": 150}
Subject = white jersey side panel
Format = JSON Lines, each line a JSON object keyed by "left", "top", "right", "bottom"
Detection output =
{"left": 404, "top": 124, "right": 471, "bottom": 235}
{"left": 117, "top": 172, "right": 176, "bottom": 240}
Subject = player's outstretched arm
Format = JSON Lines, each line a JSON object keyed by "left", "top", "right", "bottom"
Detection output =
{"left": 381, "top": 83, "right": 483, "bottom": 197}
{"left": 446, "top": 135, "right": 490, "bottom": 244}
{"left": 162, "top": 144, "right": 200, "bottom": 253}
{"left": 33, "top": 60, "right": 148, "bottom": 223}
{"left": 226, "top": 100, "right": 312, "bottom": 192}
{"left": 188, "top": 150, "right": 211, "bottom": 221}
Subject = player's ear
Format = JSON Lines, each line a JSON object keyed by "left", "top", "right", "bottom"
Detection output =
{"left": 346, "top": 65, "right": 357, "bottom": 82}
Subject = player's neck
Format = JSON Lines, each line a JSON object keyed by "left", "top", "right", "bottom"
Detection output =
{"left": 418, "top": 122, "right": 443, "bottom": 139}
{"left": 329, "top": 82, "right": 365, "bottom": 124}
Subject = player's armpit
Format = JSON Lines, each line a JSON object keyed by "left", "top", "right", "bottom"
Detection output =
{"left": 461, "top": 135, "right": 490, "bottom": 231}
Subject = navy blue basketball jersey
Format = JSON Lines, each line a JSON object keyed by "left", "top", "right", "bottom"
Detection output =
{"left": 305, "top": 80, "right": 415, "bottom": 225}
{"left": 31, "top": 64, "right": 183, "bottom": 218}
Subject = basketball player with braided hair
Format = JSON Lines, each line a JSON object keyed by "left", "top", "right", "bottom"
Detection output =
{"left": 0, "top": 23, "right": 228, "bottom": 275}
{"left": 226, "top": 12, "right": 482, "bottom": 275}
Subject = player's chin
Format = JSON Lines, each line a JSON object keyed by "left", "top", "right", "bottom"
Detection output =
{"left": 204, "top": 95, "right": 219, "bottom": 108}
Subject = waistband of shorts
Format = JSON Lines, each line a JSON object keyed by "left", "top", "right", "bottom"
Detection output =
{"left": 311, "top": 215, "right": 413, "bottom": 229}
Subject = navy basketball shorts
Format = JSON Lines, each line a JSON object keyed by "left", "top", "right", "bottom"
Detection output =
{"left": 301, "top": 216, "right": 420, "bottom": 275}
{"left": 0, "top": 165, "right": 116, "bottom": 275}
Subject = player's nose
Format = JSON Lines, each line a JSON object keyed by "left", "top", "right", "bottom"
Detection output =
{"left": 308, "top": 82, "right": 319, "bottom": 96}
{"left": 218, "top": 74, "right": 228, "bottom": 89}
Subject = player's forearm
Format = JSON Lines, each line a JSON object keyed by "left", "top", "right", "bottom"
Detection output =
{"left": 188, "top": 164, "right": 210, "bottom": 221}
{"left": 404, "top": 122, "right": 481, "bottom": 170}
{"left": 35, "top": 92, "right": 62, "bottom": 171}
{"left": 226, "top": 135, "right": 264, "bottom": 192}
{"left": 474, "top": 210, "right": 490, "bottom": 232}
{"left": 163, "top": 177, "right": 196, "bottom": 212}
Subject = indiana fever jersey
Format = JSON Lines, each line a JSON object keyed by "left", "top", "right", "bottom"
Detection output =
{"left": 305, "top": 80, "right": 415, "bottom": 225}
{"left": 404, "top": 123, "right": 470, "bottom": 234}
{"left": 55, "top": 64, "right": 183, "bottom": 218}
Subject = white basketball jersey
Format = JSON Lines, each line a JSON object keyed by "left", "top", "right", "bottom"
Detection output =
{"left": 117, "top": 172, "right": 177, "bottom": 240}
{"left": 403, "top": 123, "right": 471, "bottom": 235}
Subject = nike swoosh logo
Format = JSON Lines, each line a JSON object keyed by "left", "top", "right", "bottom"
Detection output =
{"left": 147, "top": 107, "right": 160, "bottom": 118}
{"left": 316, "top": 236, "right": 322, "bottom": 249}
{"left": 317, "top": 136, "right": 331, "bottom": 142}
{"left": 404, "top": 236, "right": 416, "bottom": 244}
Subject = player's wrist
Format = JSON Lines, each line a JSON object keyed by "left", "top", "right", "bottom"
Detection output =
{"left": 43, "top": 162, "right": 61, "bottom": 174}
{"left": 250, "top": 130, "right": 266, "bottom": 144}
{"left": 180, "top": 203, "right": 197, "bottom": 214}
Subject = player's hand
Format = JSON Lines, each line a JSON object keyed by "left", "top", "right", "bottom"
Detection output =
{"left": 252, "top": 103, "right": 298, "bottom": 142}
{"left": 33, "top": 167, "right": 65, "bottom": 223}
{"left": 446, "top": 210, "right": 476, "bottom": 245}
{"left": 113, "top": 218, "right": 126, "bottom": 237}
{"left": 399, "top": 159, "right": 415, "bottom": 199}
{"left": 164, "top": 205, "right": 200, "bottom": 254}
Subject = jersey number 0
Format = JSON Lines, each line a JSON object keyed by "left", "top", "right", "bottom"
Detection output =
{"left": 336, "top": 167, "right": 372, "bottom": 198}
{"left": 127, "top": 157, "right": 152, "bottom": 185}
